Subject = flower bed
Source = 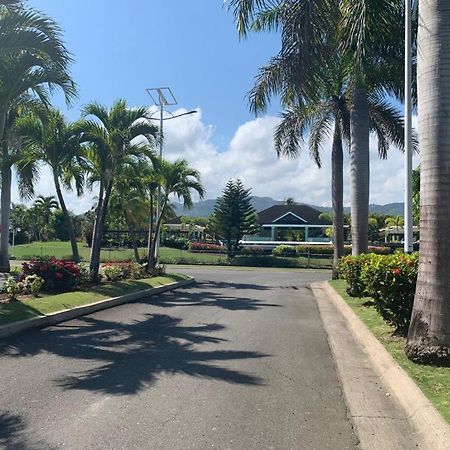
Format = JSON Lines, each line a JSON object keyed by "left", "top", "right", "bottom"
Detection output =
{"left": 20, "top": 257, "right": 81, "bottom": 292}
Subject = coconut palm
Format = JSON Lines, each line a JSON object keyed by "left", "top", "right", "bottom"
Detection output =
{"left": 0, "top": 3, "right": 75, "bottom": 272}
{"left": 15, "top": 109, "right": 84, "bottom": 261}
{"left": 148, "top": 158, "right": 205, "bottom": 271}
{"left": 78, "top": 100, "right": 158, "bottom": 281}
{"left": 406, "top": 0, "right": 450, "bottom": 364}
{"left": 33, "top": 194, "right": 58, "bottom": 241}
{"left": 340, "top": 0, "right": 405, "bottom": 254}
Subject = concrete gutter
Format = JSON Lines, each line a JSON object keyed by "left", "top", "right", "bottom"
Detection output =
{"left": 0, "top": 277, "right": 194, "bottom": 339}
{"left": 312, "top": 281, "right": 450, "bottom": 450}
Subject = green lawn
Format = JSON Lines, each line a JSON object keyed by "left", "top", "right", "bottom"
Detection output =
{"left": 0, "top": 274, "right": 188, "bottom": 326}
{"left": 10, "top": 241, "right": 332, "bottom": 268}
{"left": 329, "top": 279, "right": 450, "bottom": 425}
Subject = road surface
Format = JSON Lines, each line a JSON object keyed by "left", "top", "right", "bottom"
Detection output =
{"left": 0, "top": 268, "right": 358, "bottom": 449}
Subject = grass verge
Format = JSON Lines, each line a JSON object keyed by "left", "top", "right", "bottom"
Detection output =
{"left": 329, "top": 279, "right": 450, "bottom": 425}
{"left": 0, "top": 274, "right": 188, "bottom": 327}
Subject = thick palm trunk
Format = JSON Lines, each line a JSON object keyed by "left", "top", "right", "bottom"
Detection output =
{"left": 54, "top": 175, "right": 79, "bottom": 262}
{"left": 0, "top": 161, "right": 11, "bottom": 272}
{"left": 332, "top": 123, "right": 344, "bottom": 275}
{"left": 350, "top": 87, "right": 370, "bottom": 255}
{"left": 406, "top": 0, "right": 450, "bottom": 363}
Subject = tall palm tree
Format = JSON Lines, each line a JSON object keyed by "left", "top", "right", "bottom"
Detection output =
{"left": 33, "top": 194, "right": 58, "bottom": 241}
{"left": 148, "top": 158, "right": 205, "bottom": 271}
{"left": 0, "top": 3, "right": 75, "bottom": 272}
{"left": 78, "top": 100, "right": 158, "bottom": 281}
{"left": 15, "top": 109, "right": 84, "bottom": 261}
{"left": 406, "top": 0, "right": 450, "bottom": 364}
{"left": 340, "top": 0, "right": 405, "bottom": 255}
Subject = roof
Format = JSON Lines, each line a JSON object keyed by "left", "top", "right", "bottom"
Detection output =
{"left": 256, "top": 205, "right": 331, "bottom": 226}
{"left": 165, "top": 217, "right": 182, "bottom": 225}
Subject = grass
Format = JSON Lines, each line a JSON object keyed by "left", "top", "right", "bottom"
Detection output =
{"left": 10, "top": 241, "right": 333, "bottom": 268}
{"left": 0, "top": 274, "right": 188, "bottom": 327}
{"left": 329, "top": 279, "right": 450, "bottom": 425}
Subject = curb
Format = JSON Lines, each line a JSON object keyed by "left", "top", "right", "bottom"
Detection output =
{"left": 0, "top": 277, "right": 195, "bottom": 339}
{"left": 317, "top": 281, "right": 450, "bottom": 450}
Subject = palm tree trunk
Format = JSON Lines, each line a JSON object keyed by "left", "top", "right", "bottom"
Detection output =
{"left": 147, "top": 191, "right": 154, "bottom": 271}
{"left": 350, "top": 87, "right": 370, "bottom": 255}
{"left": 53, "top": 174, "right": 80, "bottom": 262}
{"left": 0, "top": 160, "right": 12, "bottom": 272}
{"left": 406, "top": 0, "right": 450, "bottom": 363}
{"left": 124, "top": 208, "right": 140, "bottom": 263}
{"left": 332, "top": 123, "right": 344, "bottom": 275}
{"left": 89, "top": 183, "right": 104, "bottom": 281}
{"left": 149, "top": 196, "right": 167, "bottom": 271}
{"left": 90, "top": 181, "right": 113, "bottom": 281}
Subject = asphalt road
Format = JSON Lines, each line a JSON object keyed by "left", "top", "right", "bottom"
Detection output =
{"left": 0, "top": 268, "right": 358, "bottom": 450}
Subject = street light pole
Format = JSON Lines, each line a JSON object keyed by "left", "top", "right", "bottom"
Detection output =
{"left": 404, "top": 0, "right": 413, "bottom": 253}
{"left": 146, "top": 87, "right": 197, "bottom": 266}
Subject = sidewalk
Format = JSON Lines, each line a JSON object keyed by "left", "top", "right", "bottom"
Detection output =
{"left": 311, "top": 282, "right": 448, "bottom": 450}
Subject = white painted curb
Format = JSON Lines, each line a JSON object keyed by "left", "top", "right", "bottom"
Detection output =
{"left": 0, "top": 277, "right": 195, "bottom": 339}
{"left": 321, "top": 281, "right": 450, "bottom": 450}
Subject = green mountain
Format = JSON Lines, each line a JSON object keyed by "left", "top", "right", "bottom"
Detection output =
{"left": 173, "top": 197, "right": 405, "bottom": 217}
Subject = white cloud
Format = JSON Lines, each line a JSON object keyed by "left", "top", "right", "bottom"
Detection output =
{"left": 11, "top": 108, "right": 418, "bottom": 213}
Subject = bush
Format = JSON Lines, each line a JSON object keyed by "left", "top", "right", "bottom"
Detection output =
{"left": 337, "top": 254, "right": 372, "bottom": 297}
{"left": 4, "top": 277, "right": 22, "bottom": 300}
{"left": 22, "top": 275, "right": 44, "bottom": 296}
{"left": 162, "top": 237, "right": 189, "bottom": 250}
{"left": 130, "top": 262, "right": 147, "bottom": 279}
{"left": 338, "top": 252, "right": 419, "bottom": 335}
{"left": 295, "top": 244, "right": 391, "bottom": 256}
{"left": 20, "top": 257, "right": 81, "bottom": 292}
{"left": 189, "top": 242, "right": 226, "bottom": 253}
{"left": 360, "top": 252, "right": 418, "bottom": 334}
{"left": 272, "top": 245, "right": 297, "bottom": 257}
{"left": 240, "top": 246, "right": 266, "bottom": 255}
{"left": 101, "top": 261, "right": 147, "bottom": 281}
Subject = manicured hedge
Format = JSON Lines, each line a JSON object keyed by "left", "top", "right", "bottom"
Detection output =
{"left": 189, "top": 242, "right": 226, "bottom": 253}
{"left": 338, "top": 252, "right": 419, "bottom": 335}
{"left": 295, "top": 244, "right": 391, "bottom": 256}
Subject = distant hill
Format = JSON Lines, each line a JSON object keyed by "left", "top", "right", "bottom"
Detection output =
{"left": 173, "top": 196, "right": 405, "bottom": 218}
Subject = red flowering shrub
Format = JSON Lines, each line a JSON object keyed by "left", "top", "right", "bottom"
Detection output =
{"left": 339, "top": 252, "right": 419, "bottom": 335}
{"left": 21, "top": 257, "right": 81, "bottom": 292}
{"left": 189, "top": 242, "right": 226, "bottom": 253}
{"left": 240, "top": 246, "right": 266, "bottom": 255}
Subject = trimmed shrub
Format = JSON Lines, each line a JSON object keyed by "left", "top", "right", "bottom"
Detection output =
{"left": 240, "top": 246, "right": 266, "bottom": 255}
{"left": 162, "top": 237, "right": 189, "bottom": 250}
{"left": 189, "top": 242, "right": 226, "bottom": 253}
{"left": 337, "top": 254, "right": 372, "bottom": 297}
{"left": 20, "top": 257, "right": 81, "bottom": 292}
{"left": 272, "top": 244, "right": 297, "bottom": 257}
{"left": 295, "top": 244, "right": 391, "bottom": 256}
{"left": 360, "top": 252, "right": 418, "bottom": 334}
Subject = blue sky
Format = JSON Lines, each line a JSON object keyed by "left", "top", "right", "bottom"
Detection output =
{"left": 18, "top": 0, "right": 416, "bottom": 213}
{"left": 30, "top": 0, "right": 280, "bottom": 147}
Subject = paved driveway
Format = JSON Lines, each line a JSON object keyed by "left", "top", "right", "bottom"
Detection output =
{"left": 0, "top": 268, "right": 358, "bottom": 449}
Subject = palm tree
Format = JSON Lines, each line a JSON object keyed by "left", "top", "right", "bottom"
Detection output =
{"left": 148, "top": 158, "right": 205, "bottom": 271}
{"left": 0, "top": 3, "right": 75, "bottom": 271}
{"left": 385, "top": 215, "right": 404, "bottom": 231}
{"left": 406, "top": 0, "right": 450, "bottom": 364}
{"left": 33, "top": 195, "right": 59, "bottom": 241}
{"left": 107, "top": 161, "right": 154, "bottom": 263}
{"left": 78, "top": 100, "right": 158, "bottom": 281}
{"left": 15, "top": 109, "right": 84, "bottom": 261}
{"left": 340, "top": 0, "right": 405, "bottom": 255}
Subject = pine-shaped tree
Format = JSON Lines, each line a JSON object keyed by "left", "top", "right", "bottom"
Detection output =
{"left": 213, "top": 179, "right": 257, "bottom": 258}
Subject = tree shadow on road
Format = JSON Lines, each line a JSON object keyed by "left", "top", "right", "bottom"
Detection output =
{"left": 0, "top": 314, "right": 268, "bottom": 396}
{"left": 144, "top": 280, "right": 282, "bottom": 311}
{"left": 0, "top": 411, "right": 49, "bottom": 449}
